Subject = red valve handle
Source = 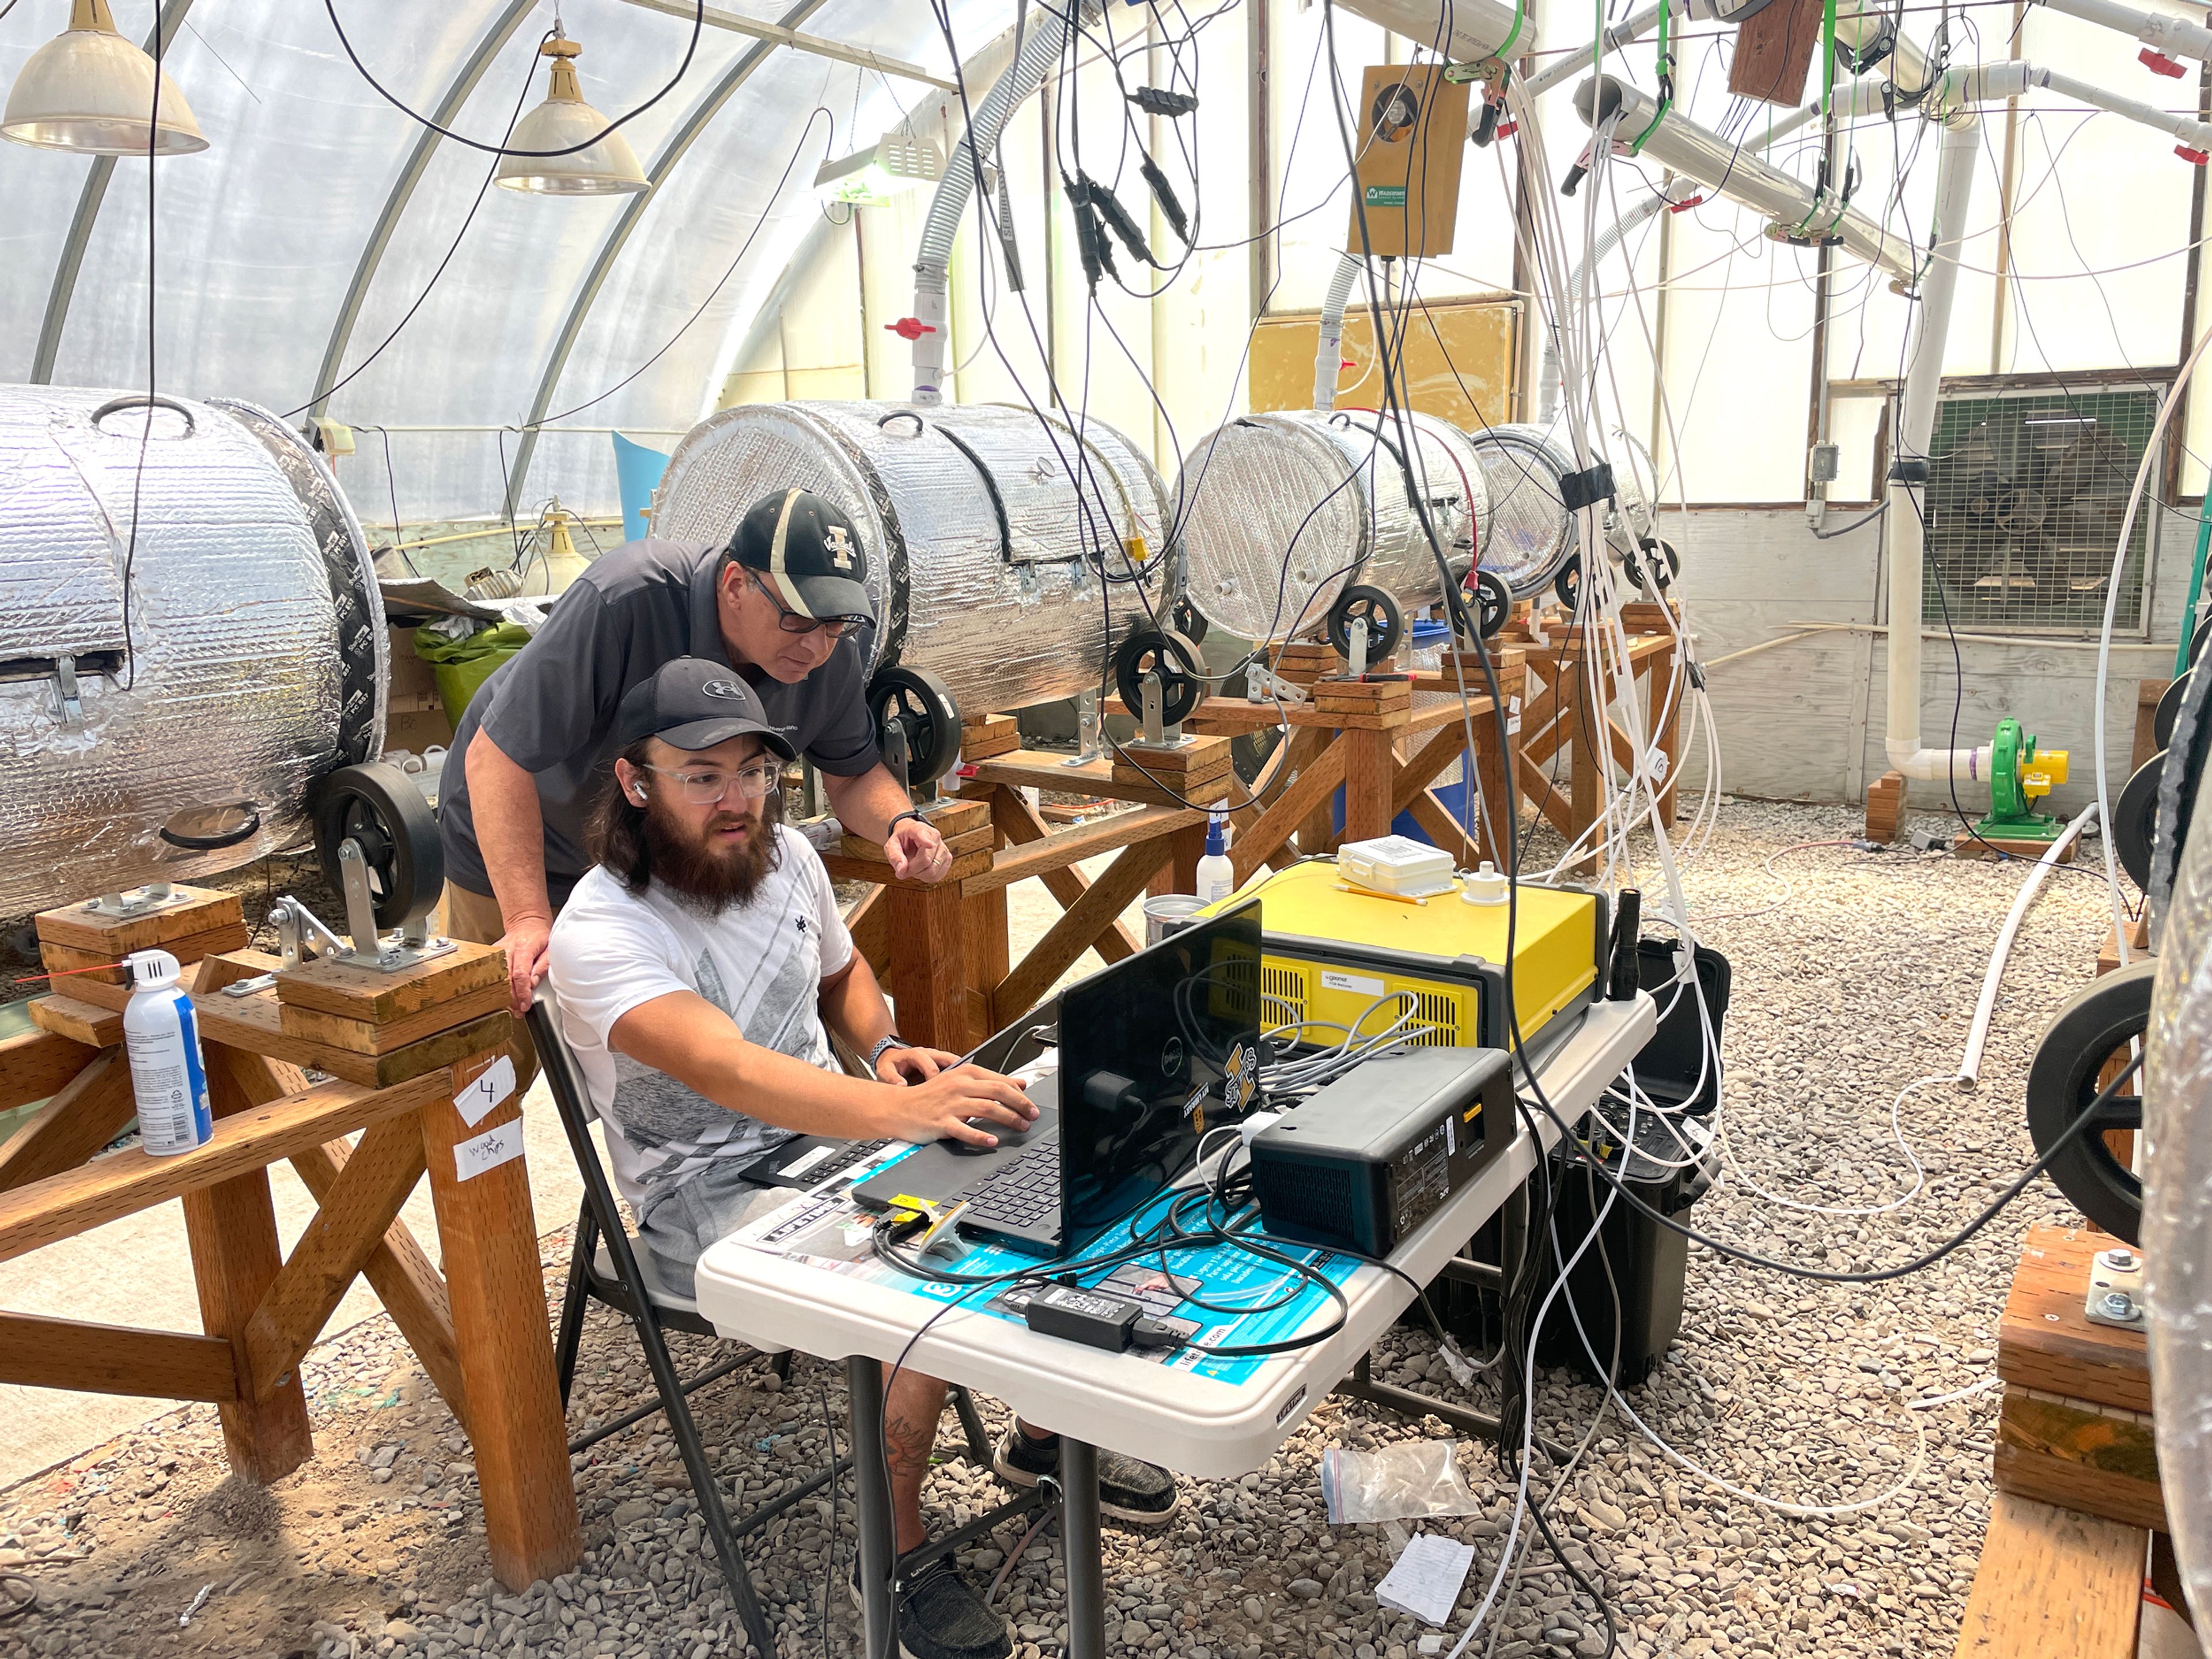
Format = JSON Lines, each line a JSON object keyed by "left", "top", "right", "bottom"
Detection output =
{"left": 884, "top": 317, "right": 937, "bottom": 340}
{"left": 2143, "top": 47, "right": 2188, "bottom": 76}
{"left": 2179, "top": 145, "right": 2209, "bottom": 166}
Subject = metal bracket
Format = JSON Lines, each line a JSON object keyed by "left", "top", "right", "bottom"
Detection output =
{"left": 1065, "top": 688, "right": 1103, "bottom": 766}
{"left": 86, "top": 881, "right": 187, "bottom": 921}
{"left": 1134, "top": 671, "right": 1188, "bottom": 749}
{"left": 1245, "top": 664, "right": 1309, "bottom": 707}
{"left": 2086, "top": 1245, "right": 2147, "bottom": 1330}
{"left": 257, "top": 849, "right": 457, "bottom": 979}
{"left": 1346, "top": 616, "right": 1370, "bottom": 680}
{"left": 51, "top": 655, "right": 82, "bottom": 730}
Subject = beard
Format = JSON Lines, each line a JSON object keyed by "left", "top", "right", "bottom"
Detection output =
{"left": 640, "top": 795, "right": 777, "bottom": 914}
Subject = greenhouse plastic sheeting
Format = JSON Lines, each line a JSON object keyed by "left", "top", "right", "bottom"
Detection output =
{"left": 0, "top": 0, "right": 1001, "bottom": 521}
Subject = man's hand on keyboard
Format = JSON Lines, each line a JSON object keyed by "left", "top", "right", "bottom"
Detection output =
{"left": 881, "top": 1064, "right": 1039, "bottom": 1149}
{"left": 876, "top": 1044, "right": 962, "bottom": 1086}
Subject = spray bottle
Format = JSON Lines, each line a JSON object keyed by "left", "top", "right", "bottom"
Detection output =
{"left": 1196, "top": 809, "right": 1236, "bottom": 904}
{"left": 122, "top": 949, "right": 213, "bottom": 1156}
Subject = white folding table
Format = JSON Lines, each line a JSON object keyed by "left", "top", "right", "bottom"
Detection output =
{"left": 694, "top": 994, "right": 1655, "bottom": 1659}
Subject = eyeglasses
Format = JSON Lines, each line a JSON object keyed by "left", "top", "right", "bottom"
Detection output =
{"left": 749, "top": 571, "right": 869, "bottom": 639}
{"left": 639, "top": 762, "right": 782, "bottom": 806}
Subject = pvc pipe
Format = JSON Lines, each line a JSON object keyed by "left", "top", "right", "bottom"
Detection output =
{"left": 1572, "top": 76, "right": 1920, "bottom": 279}
{"left": 909, "top": 6, "right": 1072, "bottom": 405}
{"left": 1333, "top": 0, "right": 1541, "bottom": 63}
{"left": 1883, "top": 111, "right": 1982, "bottom": 781}
{"left": 1959, "top": 802, "right": 2101, "bottom": 1084}
{"left": 2040, "top": 0, "right": 2212, "bottom": 62}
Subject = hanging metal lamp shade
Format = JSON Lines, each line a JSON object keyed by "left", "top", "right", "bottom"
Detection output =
{"left": 3, "top": 0, "right": 209, "bottom": 157}
{"left": 493, "top": 33, "right": 647, "bottom": 196}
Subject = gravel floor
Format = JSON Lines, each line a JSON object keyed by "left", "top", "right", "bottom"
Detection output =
{"left": 0, "top": 798, "right": 2127, "bottom": 1659}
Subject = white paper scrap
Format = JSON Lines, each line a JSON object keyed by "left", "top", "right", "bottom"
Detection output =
{"left": 455, "top": 1054, "right": 517, "bottom": 1128}
{"left": 453, "top": 1120, "right": 525, "bottom": 1182}
{"left": 1376, "top": 1533, "right": 1478, "bottom": 1627}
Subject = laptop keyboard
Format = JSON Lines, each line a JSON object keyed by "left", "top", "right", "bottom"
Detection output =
{"left": 812, "top": 1138, "right": 892, "bottom": 1183}
{"left": 957, "top": 1134, "right": 1062, "bottom": 1229}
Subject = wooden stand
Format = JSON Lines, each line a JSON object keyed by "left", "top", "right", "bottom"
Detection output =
{"left": 1512, "top": 604, "right": 1688, "bottom": 873}
{"left": 831, "top": 753, "right": 1226, "bottom": 1053}
{"left": 1996, "top": 1225, "right": 2162, "bottom": 1533}
{"left": 1866, "top": 769, "right": 1908, "bottom": 844}
{"left": 0, "top": 893, "right": 580, "bottom": 1590}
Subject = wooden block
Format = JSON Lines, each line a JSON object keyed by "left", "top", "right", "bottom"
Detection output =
{"left": 27, "top": 994, "right": 122, "bottom": 1049}
{"left": 2097, "top": 919, "right": 2152, "bottom": 976}
{"left": 1866, "top": 769, "right": 1907, "bottom": 844}
{"left": 1310, "top": 679, "right": 1413, "bottom": 707}
{"left": 272, "top": 941, "right": 507, "bottom": 1023}
{"left": 1996, "top": 1388, "right": 2166, "bottom": 1532}
{"left": 1111, "top": 758, "right": 1232, "bottom": 795}
{"left": 1729, "top": 0, "right": 1823, "bottom": 104}
{"left": 2133, "top": 677, "right": 2172, "bottom": 775}
{"left": 33, "top": 886, "right": 244, "bottom": 956}
{"left": 1999, "top": 1226, "right": 2150, "bottom": 1415}
{"left": 39, "top": 922, "right": 252, "bottom": 987}
{"left": 277, "top": 976, "right": 512, "bottom": 1056}
{"left": 1955, "top": 834, "right": 2078, "bottom": 863}
{"left": 1950, "top": 1491, "right": 2145, "bottom": 1659}
{"left": 1113, "top": 734, "right": 1234, "bottom": 775}
{"left": 839, "top": 824, "right": 995, "bottom": 865}
{"left": 959, "top": 715, "right": 1020, "bottom": 761}
{"left": 0, "top": 1311, "right": 239, "bottom": 1403}
{"left": 421, "top": 1050, "right": 582, "bottom": 1588}
{"left": 1619, "top": 600, "right": 1683, "bottom": 632}
{"left": 194, "top": 968, "right": 518, "bottom": 1088}
{"left": 819, "top": 849, "right": 996, "bottom": 888}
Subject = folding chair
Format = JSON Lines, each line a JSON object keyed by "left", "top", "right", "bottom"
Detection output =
{"left": 528, "top": 997, "right": 1002, "bottom": 1656}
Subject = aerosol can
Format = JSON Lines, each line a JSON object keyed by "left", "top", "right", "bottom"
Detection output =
{"left": 123, "top": 949, "right": 213, "bottom": 1156}
{"left": 1196, "top": 810, "right": 1236, "bottom": 904}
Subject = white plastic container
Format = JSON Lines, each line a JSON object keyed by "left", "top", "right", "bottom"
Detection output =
{"left": 1196, "top": 811, "right": 1236, "bottom": 905}
{"left": 122, "top": 949, "right": 214, "bottom": 1156}
{"left": 1336, "top": 834, "right": 1457, "bottom": 899}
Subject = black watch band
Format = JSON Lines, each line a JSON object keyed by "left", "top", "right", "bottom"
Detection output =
{"left": 887, "top": 808, "right": 927, "bottom": 834}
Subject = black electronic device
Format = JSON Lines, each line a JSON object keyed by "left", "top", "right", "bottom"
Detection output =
{"left": 950, "top": 899, "right": 1266, "bottom": 1255}
{"left": 1248, "top": 1048, "right": 1516, "bottom": 1258}
{"left": 1631, "top": 938, "right": 1731, "bottom": 1116}
{"left": 738, "top": 1135, "right": 893, "bottom": 1192}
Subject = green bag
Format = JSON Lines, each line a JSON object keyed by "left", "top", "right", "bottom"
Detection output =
{"left": 411, "top": 621, "right": 535, "bottom": 732}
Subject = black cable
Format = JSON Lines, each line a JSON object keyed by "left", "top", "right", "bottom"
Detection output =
{"left": 323, "top": 0, "right": 703, "bottom": 159}
{"left": 281, "top": 32, "right": 548, "bottom": 422}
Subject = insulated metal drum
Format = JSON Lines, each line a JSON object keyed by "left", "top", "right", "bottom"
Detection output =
{"left": 1172, "top": 409, "right": 1487, "bottom": 643}
{"left": 0, "top": 386, "right": 386, "bottom": 917}
{"left": 651, "top": 402, "right": 1175, "bottom": 716}
{"left": 1469, "top": 423, "right": 1654, "bottom": 601}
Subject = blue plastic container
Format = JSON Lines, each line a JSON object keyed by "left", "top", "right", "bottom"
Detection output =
{"left": 612, "top": 431, "right": 671, "bottom": 544}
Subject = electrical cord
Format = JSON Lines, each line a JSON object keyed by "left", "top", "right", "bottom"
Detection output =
{"left": 323, "top": 0, "right": 704, "bottom": 159}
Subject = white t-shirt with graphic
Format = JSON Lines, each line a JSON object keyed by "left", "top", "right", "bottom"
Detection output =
{"left": 545, "top": 824, "right": 853, "bottom": 1218}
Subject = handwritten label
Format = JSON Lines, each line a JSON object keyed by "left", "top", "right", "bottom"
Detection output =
{"left": 454, "top": 1120, "right": 525, "bottom": 1183}
{"left": 456, "top": 1054, "right": 516, "bottom": 1129}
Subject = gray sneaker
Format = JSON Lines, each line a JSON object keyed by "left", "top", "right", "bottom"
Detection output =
{"left": 993, "top": 1427, "right": 1180, "bottom": 1525}
{"left": 849, "top": 1550, "right": 1012, "bottom": 1659}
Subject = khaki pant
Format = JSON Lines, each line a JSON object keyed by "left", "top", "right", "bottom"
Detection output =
{"left": 440, "top": 882, "right": 544, "bottom": 1092}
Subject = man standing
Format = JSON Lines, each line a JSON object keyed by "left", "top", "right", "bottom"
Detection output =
{"left": 439, "top": 488, "right": 951, "bottom": 1016}
{"left": 546, "top": 658, "right": 1175, "bottom": 1659}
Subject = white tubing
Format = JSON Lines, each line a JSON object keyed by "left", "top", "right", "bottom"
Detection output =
{"left": 1314, "top": 251, "right": 1363, "bottom": 410}
{"left": 1333, "top": 0, "right": 1540, "bottom": 62}
{"left": 908, "top": 6, "right": 1071, "bottom": 404}
{"left": 1958, "top": 803, "right": 2100, "bottom": 1085}
{"left": 1520, "top": 1, "right": 1664, "bottom": 99}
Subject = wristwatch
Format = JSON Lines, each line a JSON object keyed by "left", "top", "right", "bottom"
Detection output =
{"left": 869, "top": 1033, "right": 911, "bottom": 1073}
{"left": 887, "top": 808, "right": 927, "bottom": 835}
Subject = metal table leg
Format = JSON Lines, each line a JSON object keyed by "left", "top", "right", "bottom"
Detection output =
{"left": 1060, "top": 1437, "right": 1107, "bottom": 1659}
{"left": 847, "top": 1357, "right": 895, "bottom": 1659}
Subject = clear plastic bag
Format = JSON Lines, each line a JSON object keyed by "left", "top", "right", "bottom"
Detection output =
{"left": 1319, "top": 1441, "right": 1486, "bottom": 1525}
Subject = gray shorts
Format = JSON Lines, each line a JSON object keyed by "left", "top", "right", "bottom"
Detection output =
{"left": 636, "top": 1161, "right": 800, "bottom": 1300}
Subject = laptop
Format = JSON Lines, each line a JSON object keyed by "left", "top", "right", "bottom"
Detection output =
{"left": 855, "top": 900, "right": 1264, "bottom": 1256}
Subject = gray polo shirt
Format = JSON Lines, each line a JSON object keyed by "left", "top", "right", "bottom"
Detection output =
{"left": 437, "top": 536, "right": 882, "bottom": 903}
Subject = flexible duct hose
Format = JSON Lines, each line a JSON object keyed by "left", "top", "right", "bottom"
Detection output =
{"left": 1313, "top": 252, "right": 1364, "bottom": 411}
{"left": 910, "top": 6, "right": 1073, "bottom": 404}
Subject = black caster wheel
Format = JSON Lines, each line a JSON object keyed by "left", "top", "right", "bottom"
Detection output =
{"left": 1325, "top": 584, "right": 1405, "bottom": 664}
{"left": 1115, "top": 628, "right": 1205, "bottom": 728}
{"left": 314, "top": 762, "right": 443, "bottom": 930}
{"left": 868, "top": 665, "right": 962, "bottom": 788}
{"left": 1555, "top": 552, "right": 1583, "bottom": 613}
{"left": 2025, "top": 963, "right": 2153, "bottom": 1245}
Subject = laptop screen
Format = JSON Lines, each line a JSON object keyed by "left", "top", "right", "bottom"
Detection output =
{"left": 1057, "top": 898, "right": 1264, "bottom": 1248}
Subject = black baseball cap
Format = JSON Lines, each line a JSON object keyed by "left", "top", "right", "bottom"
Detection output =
{"left": 728, "top": 488, "right": 873, "bottom": 622}
{"left": 613, "top": 658, "right": 798, "bottom": 759}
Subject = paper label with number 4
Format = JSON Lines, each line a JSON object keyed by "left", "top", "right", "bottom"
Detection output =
{"left": 456, "top": 1054, "right": 517, "bottom": 1129}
